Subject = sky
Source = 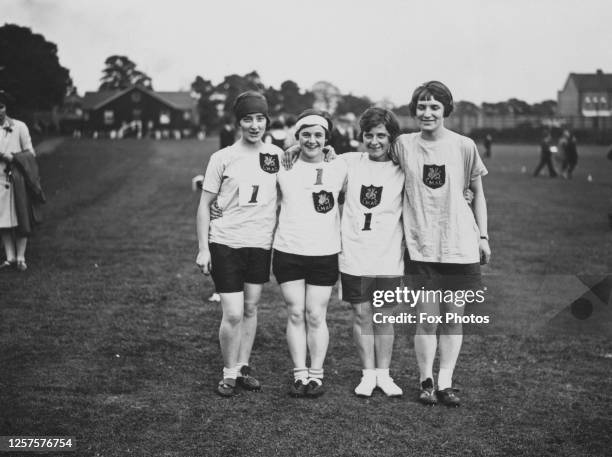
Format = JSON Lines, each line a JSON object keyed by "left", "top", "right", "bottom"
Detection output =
{"left": 4, "top": 0, "right": 612, "bottom": 105}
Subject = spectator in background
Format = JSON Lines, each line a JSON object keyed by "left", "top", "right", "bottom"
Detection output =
{"left": 330, "top": 112, "right": 358, "bottom": 154}
{"left": 264, "top": 119, "right": 287, "bottom": 149}
{"left": 483, "top": 134, "right": 493, "bottom": 158}
{"left": 219, "top": 114, "right": 236, "bottom": 149}
{"left": 533, "top": 130, "right": 558, "bottom": 178}
{"left": 0, "top": 90, "right": 44, "bottom": 272}
{"left": 284, "top": 115, "right": 298, "bottom": 149}
{"left": 559, "top": 129, "right": 578, "bottom": 179}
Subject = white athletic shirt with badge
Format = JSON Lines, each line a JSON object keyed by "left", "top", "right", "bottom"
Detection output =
{"left": 273, "top": 159, "right": 347, "bottom": 256}
{"left": 339, "top": 153, "right": 404, "bottom": 276}
{"left": 202, "top": 142, "right": 282, "bottom": 249}
{"left": 393, "top": 131, "right": 488, "bottom": 264}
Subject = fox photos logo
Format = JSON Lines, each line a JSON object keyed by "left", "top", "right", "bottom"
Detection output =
{"left": 360, "top": 185, "right": 383, "bottom": 209}
{"left": 312, "top": 190, "right": 335, "bottom": 213}
{"left": 423, "top": 164, "right": 446, "bottom": 189}
{"left": 259, "top": 153, "right": 279, "bottom": 173}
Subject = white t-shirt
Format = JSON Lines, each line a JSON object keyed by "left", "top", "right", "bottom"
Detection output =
{"left": 202, "top": 142, "right": 282, "bottom": 249}
{"left": 393, "top": 130, "right": 488, "bottom": 264}
{"left": 273, "top": 158, "right": 347, "bottom": 256}
{"left": 339, "top": 153, "right": 404, "bottom": 276}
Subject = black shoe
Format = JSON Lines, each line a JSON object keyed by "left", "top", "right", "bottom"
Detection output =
{"left": 288, "top": 379, "right": 308, "bottom": 398}
{"left": 436, "top": 387, "right": 461, "bottom": 407}
{"left": 305, "top": 379, "right": 325, "bottom": 398}
{"left": 237, "top": 365, "right": 261, "bottom": 391}
{"left": 419, "top": 378, "right": 438, "bottom": 405}
{"left": 217, "top": 379, "right": 238, "bottom": 397}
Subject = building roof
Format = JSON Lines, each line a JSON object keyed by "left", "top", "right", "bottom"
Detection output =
{"left": 567, "top": 70, "right": 612, "bottom": 92}
{"left": 82, "top": 86, "right": 195, "bottom": 111}
{"left": 82, "top": 90, "right": 118, "bottom": 110}
{"left": 154, "top": 92, "right": 196, "bottom": 110}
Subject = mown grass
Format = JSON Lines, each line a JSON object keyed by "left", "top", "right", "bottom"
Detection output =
{"left": 1, "top": 138, "right": 611, "bottom": 456}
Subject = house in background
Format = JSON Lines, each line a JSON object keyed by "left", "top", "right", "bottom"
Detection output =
{"left": 81, "top": 86, "right": 199, "bottom": 137}
{"left": 557, "top": 69, "right": 612, "bottom": 129}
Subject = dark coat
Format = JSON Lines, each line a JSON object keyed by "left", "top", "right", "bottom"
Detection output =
{"left": 9, "top": 152, "right": 45, "bottom": 236}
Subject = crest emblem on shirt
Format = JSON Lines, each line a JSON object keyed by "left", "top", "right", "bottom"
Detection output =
{"left": 360, "top": 185, "right": 383, "bottom": 209}
{"left": 423, "top": 164, "right": 445, "bottom": 189}
{"left": 312, "top": 190, "right": 335, "bottom": 214}
{"left": 259, "top": 153, "right": 279, "bottom": 173}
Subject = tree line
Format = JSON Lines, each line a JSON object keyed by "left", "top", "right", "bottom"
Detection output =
{"left": 0, "top": 23, "right": 557, "bottom": 130}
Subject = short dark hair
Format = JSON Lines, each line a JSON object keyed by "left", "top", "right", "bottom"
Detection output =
{"left": 358, "top": 107, "right": 400, "bottom": 142}
{"left": 294, "top": 109, "right": 333, "bottom": 140}
{"left": 408, "top": 81, "right": 454, "bottom": 117}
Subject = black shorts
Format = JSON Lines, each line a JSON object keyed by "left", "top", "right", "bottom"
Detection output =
{"left": 272, "top": 250, "right": 338, "bottom": 286}
{"left": 209, "top": 243, "right": 271, "bottom": 293}
{"left": 404, "top": 250, "right": 481, "bottom": 292}
{"left": 340, "top": 273, "right": 403, "bottom": 305}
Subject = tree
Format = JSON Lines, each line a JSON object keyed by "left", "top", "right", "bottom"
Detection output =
{"left": 311, "top": 81, "right": 341, "bottom": 114}
{"left": 99, "top": 55, "right": 152, "bottom": 90}
{"left": 218, "top": 71, "right": 265, "bottom": 113}
{"left": 393, "top": 104, "right": 413, "bottom": 117}
{"left": 279, "top": 80, "right": 315, "bottom": 115}
{"left": 532, "top": 100, "right": 557, "bottom": 116}
{"left": 506, "top": 98, "right": 532, "bottom": 115}
{"left": 0, "top": 24, "right": 71, "bottom": 113}
{"left": 264, "top": 86, "right": 283, "bottom": 116}
{"left": 454, "top": 100, "right": 480, "bottom": 116}
{"left": 191, "top": 75, "right": 218, "bottom": 128}
{"left": 336, "top": 94, "right": 372, "bottom": 116}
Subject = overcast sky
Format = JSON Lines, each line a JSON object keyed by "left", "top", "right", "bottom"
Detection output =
{"left": 5, "top": 0, "right": 612, "bottom": 105}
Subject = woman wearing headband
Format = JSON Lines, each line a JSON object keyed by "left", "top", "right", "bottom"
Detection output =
{"left": 196, "top": 91, "right": 282, "bottom": 397}
{"left": 273, "top": 109, "right": 347, "bottom": 398}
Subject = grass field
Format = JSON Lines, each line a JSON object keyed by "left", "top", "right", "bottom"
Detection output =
{"left": 1, "top": 138, "right": 611, "bottom": 457}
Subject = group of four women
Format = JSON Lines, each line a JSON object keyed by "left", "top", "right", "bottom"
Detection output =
{"left": 195, "top": 81, "right": 490, "bottom": 406}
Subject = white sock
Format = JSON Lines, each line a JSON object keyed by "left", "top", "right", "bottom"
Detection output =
{"left": 293, "top": 367, "right": 308, "bottom": 383}
{"left": 308, "top": 368, "right": 324, "bottom": 385}
{"left": 235, "top": 362, "right": 249, "bottom": 373}
{"left": 375, "top": 368, "right": 391, "bottom": 379}
{"left": 223, "top": 366, "right": 239, "bottom": 380}
{"left": 355, "top": 369, "right": 377, "bottom": 396}
{"left": 362, "top": 368, "right": 376, "bottom": 380}
{"left": 438, "top": 367, "right": 453, "bottom": 390}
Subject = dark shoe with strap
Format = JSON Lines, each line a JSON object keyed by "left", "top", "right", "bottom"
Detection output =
{"left": 436, "top": 387, "right": 461, "bottom": 407}
{"left": 237, "top": 365, "right": 261, "bottom": 391}
{"left": 305, "top": 379, "right": 325, "bottom": 398}
{"left": 216, "top": 379, "right": 239, "bottom": 397}
{"left": 288, "top": 379, "right": 308, "bottom": 398}
{"left": 419, "top": 378, "right": 438, "bottom": 405}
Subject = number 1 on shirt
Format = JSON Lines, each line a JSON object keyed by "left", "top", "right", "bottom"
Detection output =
{"left": 362, "top": 212, "right": 372, "bottom": 231}
{"left": 248, "top": 185, "right": 259, "bottom": 203}
{"left": 238, "top": 182, "right": 265, "bottom": 206}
